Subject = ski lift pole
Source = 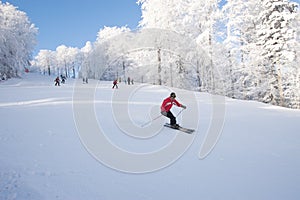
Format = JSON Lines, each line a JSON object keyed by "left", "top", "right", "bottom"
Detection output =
{"left": 141, "top": 114, "right": 162, "bottom": 127}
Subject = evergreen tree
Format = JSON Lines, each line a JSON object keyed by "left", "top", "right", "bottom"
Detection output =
{"left": 256, "top": 0, "right": 298, "bottom": 106}
{"left": 222, "top": 0, "right": 261, "bottom": 99}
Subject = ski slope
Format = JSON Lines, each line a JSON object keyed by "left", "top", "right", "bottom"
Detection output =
{"left": 0, "top": 73, "right": 300, "bottom": 200}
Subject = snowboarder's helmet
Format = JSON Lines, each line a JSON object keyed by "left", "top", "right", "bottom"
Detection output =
{"left": 170, "top": 92, "right": 176, "bottom": 98}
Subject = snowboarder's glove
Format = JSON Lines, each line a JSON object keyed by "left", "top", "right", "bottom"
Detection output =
{"left": 161, "top": 111, "right": 167, "bottom": 116}
{"left": 181, "top": 105, "right": 187, "bottom": 109}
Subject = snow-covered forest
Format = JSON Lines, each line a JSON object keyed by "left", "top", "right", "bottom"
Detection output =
{"left": 1, "top": 0, "right": 299, "bottom": 109}
{"left": 0, "top": 1, "right": 37, "bottom": 80}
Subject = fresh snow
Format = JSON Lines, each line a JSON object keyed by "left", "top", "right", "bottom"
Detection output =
{"left": 0, "top": 73, "right": 300, "bottom": 200}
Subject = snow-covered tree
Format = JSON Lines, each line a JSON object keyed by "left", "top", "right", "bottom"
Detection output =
{"left": 0, "top": 1, "right": 37, "bottom": 80}
{"left": 137, "top": 0, "right": 220, "bottom": 91}
{"left": 222, "top": 0, "right": 261, "bottom": 98}
{"left": 78, "top": 41, "right": 93, "bottom": 79}
{"left": 29, "top": 0, "right": 300, "bottom": 109}
{"left": 256, "top": 0, "right": 298, "bottom": 106}
{"left": 282, "top": 4, "right": 300, "bottom": 108}
{"left": 220, "top": 0, "right": 299, "bottom": 108}
{"left": 33, "top": 45, "right": 82, "bottom": 78}
{"left": 34, "top": 50, "right": 55, "bottom": 76}
{"left": 55, "top": 45, "right": 81, "bottom": 78}
{"left": 80, "top": 26, "right": 131, "bottom": 80}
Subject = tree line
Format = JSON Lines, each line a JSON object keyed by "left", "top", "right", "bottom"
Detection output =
{"left": 1, "top": 0, "right": 299, "bottom": 109}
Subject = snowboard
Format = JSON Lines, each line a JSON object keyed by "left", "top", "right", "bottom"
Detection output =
{"left": 164, "top": 123, "right": 195, "bottom": 134}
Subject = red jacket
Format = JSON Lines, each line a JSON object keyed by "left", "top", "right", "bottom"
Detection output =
{"left": 161, "top": 97, "right": 181, "bottom": 112}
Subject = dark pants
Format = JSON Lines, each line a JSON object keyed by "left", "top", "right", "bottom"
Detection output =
{"left": 164, "top": 111, "right": 176, "bottom": 125}
{"left": 112, "top": 84, "right": 118, "bottom": 89}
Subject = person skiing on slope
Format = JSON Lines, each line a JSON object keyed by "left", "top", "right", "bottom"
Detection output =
{"left": 112, "top": 79, "right": 118, "bottom": 89}
{"left": 161, "top": 92, "right": 186, "bottom": 128}
{"left": 54, "top": 76, "right": 60, "bottom": 86}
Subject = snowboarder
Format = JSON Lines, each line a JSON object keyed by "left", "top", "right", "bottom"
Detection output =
{"left": 112, "top": 79, "right": 118, "bottom": 89}
{"left": 161, "top": 92, "right": 186, "bottom": 128}
{"left": 54, "top": 76, "right": 60, "bottom": 86}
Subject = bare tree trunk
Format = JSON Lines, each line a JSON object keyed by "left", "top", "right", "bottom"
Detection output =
{"left": 227, "top": 50, "right": 235, "bottom": 98}
{"left": 277, "top": 67, "right": 284, "bottom": 107}
{"left": 157, "top": 48, "right": 162, "bottom": 85}
{"left": 170, "top": 63, "right": 173, "bottom": 87}
{"left": 47, "top": 62, "right": 51, "bottom": 76}
{"left": 64, "top": 60, "right": 68, "bottom": 78}
{"left": 196, "top": 60, "right": 202, "bottom": 91}
{"left": 209, "top": 32, "right": 215, "bottom": 93}
{"left": 72, "top": 62, "right": 75, "bottom": 78}
{"left": 240, "top": 35, "right": 245, "bottom": 99}
{"left": 269, "top": 64, "right": 281, "bottom": 106}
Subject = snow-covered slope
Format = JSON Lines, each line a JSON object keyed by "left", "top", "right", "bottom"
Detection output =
{"left": 0, "top": 73, "right": 299, "bottom": 200}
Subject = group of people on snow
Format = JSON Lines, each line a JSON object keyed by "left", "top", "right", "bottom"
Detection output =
{"left": 54, "top": 75, "right": 66, "bottom": 86}
{"left": 127, "top": 77, "right": 133, "bottom": 85}
{"left": 112, "top": 77, "right": 134, "bottom": 89}
{"left": 111, "top": 77, "right": 186, "bottom": 127}
{"left": 55, "top": 75, "right": 186, "bottom": 128}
